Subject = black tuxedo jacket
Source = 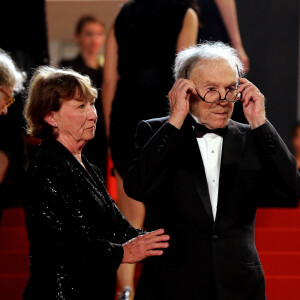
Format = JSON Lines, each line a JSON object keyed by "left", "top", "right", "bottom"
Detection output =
{"left": 124, "top": 116, "right": 299, "bottom": 300}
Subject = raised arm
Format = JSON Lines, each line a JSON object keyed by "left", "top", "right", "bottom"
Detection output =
{"left": 238, "top": 78, "right": 300, "bottom": 204}
{"left": 124, "top": 79, "right": 197, "bottom": 200}
{"left": 102, "top": 26, "right": 119, "bottom": 138}
{"left": 215, "top": 0, "right": 249, "bottom": 72}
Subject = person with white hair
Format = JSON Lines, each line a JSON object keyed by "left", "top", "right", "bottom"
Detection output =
{"left": 0, "top": 48, "right": 26, "bottom": 219}
{"left": 0, "top": 49, "right": 26, "bottom": 115}
{"left": 124, "top": 41, "right": 299, "bottom": 300}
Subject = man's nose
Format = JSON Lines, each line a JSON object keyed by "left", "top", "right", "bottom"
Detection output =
{"left": 219, "top": 89, "right": 227, "bottom": 100}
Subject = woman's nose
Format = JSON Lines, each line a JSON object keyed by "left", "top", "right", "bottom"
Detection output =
{"left": 87, "top": 105, "right": 97, "bottom": 120}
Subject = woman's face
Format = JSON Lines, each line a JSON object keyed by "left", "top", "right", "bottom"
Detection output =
{"left": 76, "top": 22, "right": 106, "bottom": 56}
{"left": 53, "top": 98, "right": 97, "bottom": 147}
{"left": 293, "top": 127, "right": 300, "bottom": 155}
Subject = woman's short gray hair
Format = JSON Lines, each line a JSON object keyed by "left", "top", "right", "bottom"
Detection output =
{"left": 0, "top": 49, "right": 26, "bottom": 92}
{"left": 24, "top": 66, "right": 98, "bottom": 139}
{"left": 174, "top": 41, "right": 244, "bottom": 80}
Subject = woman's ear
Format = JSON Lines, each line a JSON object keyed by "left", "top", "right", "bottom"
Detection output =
{"left": 44, "top": 112, "right": 57, "bottom": 127}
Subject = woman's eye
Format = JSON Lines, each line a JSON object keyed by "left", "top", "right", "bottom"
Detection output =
{"left": 90, "top": 102, "right": 96, "bottom": 107}
{"left": 78, "top": 104, "right": 85, "bottom": 109}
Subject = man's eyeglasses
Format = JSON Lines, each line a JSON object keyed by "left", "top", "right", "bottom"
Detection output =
{"left": 0, "top": 88, "right": 15, "bottom": 108}
{"left": 185, "top": 66, "right": 242, "bottom": 104}
{"left": 195, "top": 88, "right": 242, "bottom": 104}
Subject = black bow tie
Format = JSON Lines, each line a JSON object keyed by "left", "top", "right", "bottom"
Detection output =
{"left": 192, "top": 121, "right": 227, "bottom": 138}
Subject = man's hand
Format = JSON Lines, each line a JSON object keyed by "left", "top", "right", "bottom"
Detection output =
{"left": 238, "top": 78, "right": 266, "bottom": 129}
{"left": 168, "top": 79, "right": 197, "bottom": 129}
{"left": 122, "top": 229, "right": 170, "bottom": 264}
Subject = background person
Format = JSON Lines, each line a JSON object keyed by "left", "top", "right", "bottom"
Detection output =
{"left": 23, "top": 66, "right": 169, "bottom": 300}
{"left": 60, "top": 15, "right": 107, "bottom": 176}
{"left": 197, "top": 0, "right": 249, "bottom": 124}
{"left": 102, "top": 1, "right": 198, "bottom": 297}
{"left": 197, "top": 0, "right": 249, "bottom": 72}
{"left": 0, "top": 49, "right": 26, "bottom": 220}
{"left": 124, "top": 42, "right": 299, "bottom": 300}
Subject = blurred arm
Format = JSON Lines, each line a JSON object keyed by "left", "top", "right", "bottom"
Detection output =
{"left": 176, "top": 8, "right": 199, "bottom": 52}
{"left": 215, "top": 0, "right": 249, "bottom": 72}
{"left": 102, "top": 26, "right": 119, "bottom": 138}
{"left": 0, "top": 150, "right": 9, "bottom": 183}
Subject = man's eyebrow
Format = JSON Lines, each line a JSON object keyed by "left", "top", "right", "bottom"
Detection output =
{"left": 202, "top": 80, "right": 237, "bottom": 86}
{"left": 228, "top": 81, "right": 237, "bottom": 87}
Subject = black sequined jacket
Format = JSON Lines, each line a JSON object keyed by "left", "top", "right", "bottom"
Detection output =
{"left": 23, "top": 138, "right": 141, "bottom": 300}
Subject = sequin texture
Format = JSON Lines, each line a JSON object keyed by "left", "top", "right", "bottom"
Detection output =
{"left": 23, "top": 138, "right": 143, "bottom": 300}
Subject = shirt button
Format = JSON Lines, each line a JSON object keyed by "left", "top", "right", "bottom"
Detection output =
{"left": 212, "top": 179, "right": 215, "bottom": 182}
{"left": 212, "top": 235, "right": 219, "bottom": 240}
{"left": 211, "top": 150, "right": 214, "bottom": 153}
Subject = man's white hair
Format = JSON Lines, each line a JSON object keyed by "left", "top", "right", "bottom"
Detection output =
{"left": 174, "top": 41, "right": 244, "bottom": 80}
{"left": 0, "top": 49, "right": 26, "bottom": 92}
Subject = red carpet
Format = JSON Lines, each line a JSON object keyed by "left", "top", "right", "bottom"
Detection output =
{"left": 0, "top": 208, "right": 29, "bottom": 300}
{"left": 256, "top": 207, "right": 300, "bottom": 299}
{"left": 1, "top": 204, "right": 300, "bottom": 299}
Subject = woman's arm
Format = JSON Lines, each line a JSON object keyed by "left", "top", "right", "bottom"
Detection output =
{"left": 215, "top": 0, "right": 249, "bottom": 72}
{"left": 102, "top": 26, "right": 119, "bottom": 138}
{"left": 176, "top": 8, "right": 199, "bottom": 52}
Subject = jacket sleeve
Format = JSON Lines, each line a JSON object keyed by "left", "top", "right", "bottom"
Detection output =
{"left": 91, "top": 163, "right": 146, "bottom": 242}
{"left": 24, "top": 163, "right": 124, "bottom": 270}
{"left": 124, "top": 119, "right": 180, "bottom": 201}
{"left": 251, "top": 120, "right": 300, "bottom": 206}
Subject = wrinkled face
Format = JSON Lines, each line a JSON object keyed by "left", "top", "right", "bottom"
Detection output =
{"left": 0, "top": 85, "right": 13, "bottom": 116}
{"left": 189, "top": 60, "right": 237, "bottom": 129}
{"left": 54, "top": 98, "right": 97, "bottom": 145}
{"left": 292, "top": 127, "right": 300, "bottom": 155}
{"left": 76, "top": 22, "right": 106, "bottom": 55}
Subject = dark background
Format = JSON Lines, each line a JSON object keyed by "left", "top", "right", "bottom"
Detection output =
{"left": 236, "top": 0, "right": 299, "bottom": 147}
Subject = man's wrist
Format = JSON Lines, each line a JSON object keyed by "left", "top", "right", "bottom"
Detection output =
{"left": 249, "top": 117, "right": 267, "bottom": 130}
{"left": 168, "top": 114, "right": 186, "bottom": 129}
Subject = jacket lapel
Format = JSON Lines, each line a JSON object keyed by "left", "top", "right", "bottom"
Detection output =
{"left": 179, "top": 117, "right": 214, "bottom": 224}
{"left": 214, "top": 120, "right": 246, "bottom": 226}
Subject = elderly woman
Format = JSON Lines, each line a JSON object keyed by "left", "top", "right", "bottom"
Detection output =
{"left": 23, "top": 66, "right": 169, "bottom": 300}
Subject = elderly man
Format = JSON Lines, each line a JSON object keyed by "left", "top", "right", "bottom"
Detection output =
{"left": 124, "top": 42, "right": 299, "bottom": 300}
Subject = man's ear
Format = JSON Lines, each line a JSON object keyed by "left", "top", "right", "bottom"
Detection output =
{"left": 44, "top": 112, "right": 57, "bottom": 127}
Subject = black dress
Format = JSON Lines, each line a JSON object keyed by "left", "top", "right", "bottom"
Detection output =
{"left": 23, "top": 138, "right": 142, "bottom": 300}
{"left": 197, "top": 0, "right": 230, "bottom": 43}
{"left": 59, "top": 55, "right": 107, "bottom": 177}
{"left": 110, "top": 0, "right": 189, "bottom": 178}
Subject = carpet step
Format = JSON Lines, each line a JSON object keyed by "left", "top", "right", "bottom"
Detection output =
{"left": 260, "top": 252, "right": 300, "bottom": 276}
{"left": 256, "top": 207, "right": 300, "bottom": 228}
{"left": 0, "top": 251, "right": 29, "bottom": 274}
{"left": 0, "top": 274, "right": 28, "bottom": 300}
{"left": 0, "top": 227, "right": 29, "bottom": 251}
{"left": 265, "top": 276, "right": 300, "bottom": 300}
{"left": 255, "top": 228, "right": 300, "bottom": 251}
{"left": 1, "top": 207, "right": 25, "bottom": 227}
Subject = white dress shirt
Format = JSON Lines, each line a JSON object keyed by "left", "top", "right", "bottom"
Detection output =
{"left": 191, "top": 114, "right": 223, "bottom": 220}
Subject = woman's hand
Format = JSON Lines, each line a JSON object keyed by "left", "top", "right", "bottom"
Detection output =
{"left": 122, "top": 229, "right": 170, "bottom": 263}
